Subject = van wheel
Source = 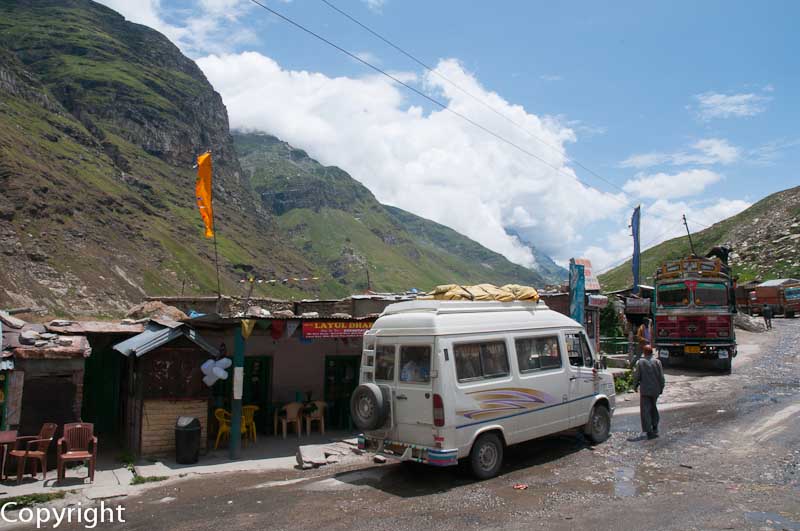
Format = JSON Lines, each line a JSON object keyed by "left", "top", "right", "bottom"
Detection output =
{"left": 469, "top": 433, "right": 503, "bottom": 480}
{"left": 585, "top": 405, "right": 610, "bottom": 444}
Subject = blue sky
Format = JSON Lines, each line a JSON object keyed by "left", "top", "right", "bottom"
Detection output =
{"left": 102, "top": 0, "right": 799, "bottom": 272}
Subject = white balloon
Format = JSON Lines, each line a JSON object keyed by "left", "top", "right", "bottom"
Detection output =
{"left": 215, "top": 358, "right": 232, "bottom": 369}
{"left": 213, "top": 367, "right": 229, "bottom": 380}
{"left": 201, "top": 359, "right": 215, "bottom": 376}
{"left": 202, "top": 374, "right": 219, "bottom": 387}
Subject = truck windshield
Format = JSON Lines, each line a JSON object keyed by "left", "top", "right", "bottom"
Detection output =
{"left": 657, "top": 283, "right": 689, "bottom": 307}
{"left": 694, "top": 282, "right": 728, "bottom": 306}
{"left": 785, "top": 287, "right": 800, "bottom": 300}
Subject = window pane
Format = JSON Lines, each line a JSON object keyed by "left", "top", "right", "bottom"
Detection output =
{"left": 580, "top": 334, "right": 594, "bottom": 367}
{"left": 454, "top": 343, "right": 482, "bottom": 381}
{"left": 516, "top": 336, "right": 562, "bottom": 373}
{"left": 657, "top": 283, "right": 690, "bottom": 307}
{"left": 375, "top": 345, "right": 395, "bottom": 381}
{"left": 480, "top": 342, "right": 509, "bottom": 378}
{"left": 399, "top": 346, "right": 431, "bottom": 383}
{"left": 566, "top": 334, "right": 582, "bottom": 367}
{"left": 694, "top": 283, "right": 727, "bottom": 306}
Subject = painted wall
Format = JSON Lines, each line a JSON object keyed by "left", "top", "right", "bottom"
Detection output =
{"left": 202, "top": 329, "right": 362, "bottom": 403}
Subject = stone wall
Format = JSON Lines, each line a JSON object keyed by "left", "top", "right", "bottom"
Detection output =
{"left": 140, "top": 399, "right": 207, "bottom": 456}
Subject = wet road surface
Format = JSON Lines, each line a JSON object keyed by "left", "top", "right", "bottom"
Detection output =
{"left": 63, "top": 319, "right": 800, "bottom": 530}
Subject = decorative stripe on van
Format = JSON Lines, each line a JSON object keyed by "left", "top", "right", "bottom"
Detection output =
{"left": 457, "top": 387, "right": 558, "bottom": 421}
{"left": 456, "top": 393, "right": 598, "bottom": 429}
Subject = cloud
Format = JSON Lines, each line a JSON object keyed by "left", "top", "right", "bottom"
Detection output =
{"left": 692, "top": 91, "right": 770, "bottom": 120}
{"left": 196, "top": 53, "right": 628, "bottom": 266}
{"left": 622, "top": 169, "right": 722, "bottom": 199}
{"left": 353, "top": 51, "right": 380, "bottom": 64}
{"left": 620, "top": 138, "right": 739, "bottom": 169}
{"left": 748, "top": 137, "right": 800, "bottom": 166}
{"left": 364, "top": 0, "right": 386, "bottom": 12}
{"left": 96, "top": 0, "right": 254, "bottom": 56}
{"left": 540, "top": 74, "right": 562, "bottom": 82}
{"left": 586, "top": 197, "right": 751, "bottom": 273}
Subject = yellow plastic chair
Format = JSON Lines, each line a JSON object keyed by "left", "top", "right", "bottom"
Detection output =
{"left": 304, "top": 401, "right": 326, "bottom": 435}
{"left": 242, "top": 405, "right": 260, "bottom": 443}
{"left": 278, "top": 402, "right": 304, "bottom": 439}
{"left": 214, "top": 408, "right": 247, "bottom": 450}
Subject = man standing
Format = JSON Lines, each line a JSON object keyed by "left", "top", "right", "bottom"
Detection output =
{"left": 762, "top": 304, "right": 773, "bottom": 330}
{"left": 633, "top": 345, "right": 665, "bottom": 439}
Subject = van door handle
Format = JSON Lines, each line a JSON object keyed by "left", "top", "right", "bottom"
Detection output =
{"left": 396, "top": 394, "right": 408, "bottom": 400}
{"left": 569, "top": 377, "right": 577, "bottom": 381}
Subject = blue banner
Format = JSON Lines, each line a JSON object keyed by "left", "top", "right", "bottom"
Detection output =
{"left": 631, "top": 205, "right": 641, "bottom": 295}
{"left": 569, "top": 261, "right": 585, "bottom": 325}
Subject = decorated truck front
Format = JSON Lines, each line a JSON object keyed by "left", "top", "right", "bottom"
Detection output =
{"left": 653, "top": 257, "right": 737, "bottom": 372}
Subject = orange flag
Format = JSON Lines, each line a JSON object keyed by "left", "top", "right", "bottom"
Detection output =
{"left": 195, "top": 151, "right": 214, "bottom": 238}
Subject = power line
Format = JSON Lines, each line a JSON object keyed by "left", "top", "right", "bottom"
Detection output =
{"left": 318, "top": 0, "right": 629, "bottom": 197}
{"left": 247, "top": 0, "right": 631, "bottom": 208}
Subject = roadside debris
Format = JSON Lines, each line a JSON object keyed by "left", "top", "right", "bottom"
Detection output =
{"left": 373, "top": 455, "right": 387, "bottom": 464}
{"left": 513, "top": 483, "right": 529, "bottom": 490}
{"left": 734, "top": 313, "right": 767, "bottom": 333}
{"left": 296, "top": 441, "right": 363, "bottom": 469}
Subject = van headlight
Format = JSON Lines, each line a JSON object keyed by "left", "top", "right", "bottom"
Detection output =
{"left": 659, "top": 349, "right": 669, "bottom": 358}
{"left": 718, "top": 349, "right": 729, "bottom": 359}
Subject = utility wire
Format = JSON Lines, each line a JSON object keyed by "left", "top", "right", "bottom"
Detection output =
{"left": 247, "top": 0, "right": 630, "bottom": 207}
{"left": 318, "top": 0, "right": 629, "bottom": 196}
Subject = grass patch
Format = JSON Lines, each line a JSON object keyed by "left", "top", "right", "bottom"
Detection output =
{"left": 0, "top": 492, "right": 66, "bottom": 510}
{"left": 130, "top": 475, "right": 168, "bottom": 486}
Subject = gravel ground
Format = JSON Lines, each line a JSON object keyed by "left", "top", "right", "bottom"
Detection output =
{"left": 53, "top": 319, "right": 800, "bottom": 531}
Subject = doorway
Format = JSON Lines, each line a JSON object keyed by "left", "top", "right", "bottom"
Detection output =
{"left": 324, "top": 356, "right": 360, "bottom": 430}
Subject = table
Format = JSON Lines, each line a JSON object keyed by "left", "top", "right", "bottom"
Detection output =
{"left": 0, "top": 430, "right": 18, "bottom": 481}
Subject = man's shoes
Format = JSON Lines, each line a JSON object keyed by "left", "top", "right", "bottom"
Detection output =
{"left": 627, "top": 434, "right": 648, "bottom": 442}
{"left": 646, "top": 432, "right": 658, "bottom": 439}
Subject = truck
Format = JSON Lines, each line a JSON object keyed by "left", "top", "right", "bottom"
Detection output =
{"left": 748, "top": 279, "right": 800, "bottom": 318}
{"left": 652, "top": 256, "right": 737, "bottom": 373}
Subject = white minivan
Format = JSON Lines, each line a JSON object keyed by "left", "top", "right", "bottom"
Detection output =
{"left": 351, "top": 300, "right": 616, "bottom": 479}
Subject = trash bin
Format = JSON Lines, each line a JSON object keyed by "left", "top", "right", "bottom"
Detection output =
{"left": 175, "top": 416, "right": 201, "bottom": 464}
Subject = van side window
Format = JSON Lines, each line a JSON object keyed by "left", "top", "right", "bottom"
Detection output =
{"left": 454, "top": 341, "right": 509, "bottom": 382}
{"left": 399, "top": 346, "right": 431, "bottom": 383}
{"left": 375, "top": 345, "right": 395, "bottom": 381}
{"left": 515, "top": 336, "right": 562, "bottom": 373}
{"left": 565, "top": 333, "right": 594, "bottom": 368}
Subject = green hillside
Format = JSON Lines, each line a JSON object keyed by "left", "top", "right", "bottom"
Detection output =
{"left": 599, "top": 185, "right": 800, "bottom": 291}
{"left": 235, "top": 132, "right": 550, "bottom": 295}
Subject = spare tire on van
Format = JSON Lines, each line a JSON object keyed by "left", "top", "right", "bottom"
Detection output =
{"left": 350, "top": 383, "right": 389, "bottom": 431}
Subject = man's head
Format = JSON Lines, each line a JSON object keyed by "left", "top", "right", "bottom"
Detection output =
{"left": 643, "top": 345, "right": 653, "bottom": 357}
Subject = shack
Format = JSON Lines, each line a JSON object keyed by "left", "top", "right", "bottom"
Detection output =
{"left": 113, "top": 321, "right": 219, "bottom": 456}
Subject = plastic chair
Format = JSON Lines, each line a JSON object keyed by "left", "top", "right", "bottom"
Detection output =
{"left": 57, "top": 423, "right": 97, "bottom": 483}
{"left": 278, "top": 402, "right": 303, "bottom": 439}
{"left": 10, "top": 422, "right": 57, "bottom": 484}
{"left": 242, "top": 405, "right": 260, "bottom": 443}
{"left": 214, "top": 408, "right": 247, "bottom": 450}
{"left": 304, "top": 401, "right": 327, "bottom": 435}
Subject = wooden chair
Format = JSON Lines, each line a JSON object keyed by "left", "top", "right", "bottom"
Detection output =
{"left": 214, "top": 408, "right": 247, "bottom": 450}
{"left": 277, "top": 402, "right": 303, "bottom": 439}
{"left": 57, "top": 423, "right": 97, "bottom": 483}
{"left": 304, "top": 401, "right": 327, "bottom": 435}
{"left": 10, "top": 422, "right": 57, "bottom": 484}
{"left": 242, "top": 405, "right": 259, "bottom": 443}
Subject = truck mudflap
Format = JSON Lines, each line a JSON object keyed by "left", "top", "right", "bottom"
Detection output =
{"left": 358, "top": 436, "right": 458, "bottom": 467}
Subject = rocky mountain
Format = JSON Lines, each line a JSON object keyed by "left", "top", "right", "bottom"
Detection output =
{"left": 505, "top": 229, "right": 568, "bottom": 284}
{"left": 599, "top": 185, "right": 800, "bottom": 291}
{"left": 234, "top": 132, "right": 548, "bottom": 293}
{"left": 0, "top": 0, "right": 557, "bottom": 316}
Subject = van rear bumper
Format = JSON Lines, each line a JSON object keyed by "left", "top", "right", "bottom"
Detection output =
{"left": 358, "top": 435, "right": 458, "bottom": 467}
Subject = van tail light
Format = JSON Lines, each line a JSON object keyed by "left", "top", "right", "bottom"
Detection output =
{"left": 433, "top": 394, "right": 445, "bottom": 427}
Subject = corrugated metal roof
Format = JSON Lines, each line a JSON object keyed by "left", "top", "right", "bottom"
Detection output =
{"left": 113, "top": 322, "right": 219, "bottom": 358}
{"left": 758, "top": 278, "right": 800, "bottom": 287}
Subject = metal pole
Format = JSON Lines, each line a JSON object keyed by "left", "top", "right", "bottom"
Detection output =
{"left": 229, "top": 326, "right": 245, "bottom": 459}
{"left": 682, "top": 214, "right": 697, "bottom": 257}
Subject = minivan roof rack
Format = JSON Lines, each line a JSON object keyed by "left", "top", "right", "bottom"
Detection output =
{"left": 381, "top": 300, "right": 548, "bottom": 316}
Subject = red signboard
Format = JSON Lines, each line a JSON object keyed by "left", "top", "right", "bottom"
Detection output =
{"left": 302, "top": 321, "right": 373, "bottom": 338}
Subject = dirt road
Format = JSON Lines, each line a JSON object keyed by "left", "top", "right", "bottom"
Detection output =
{"left": 62, "top": 319, "right": 800, "bottom": 530}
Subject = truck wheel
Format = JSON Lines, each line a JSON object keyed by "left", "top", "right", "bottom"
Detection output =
{"left": 469, "top": 433, "right": 503, "bottom": 480}
{"left": 585, "top": 404, "right": 611, "bottom": 444}
{"left": 787, "top": 311, "right": 796, "bottom": 318}
{"left": 350, "top": 383, "right": 388, "bottom": 431}
{"left": 717, "top": 359, "right": 731, "bottom": 374}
